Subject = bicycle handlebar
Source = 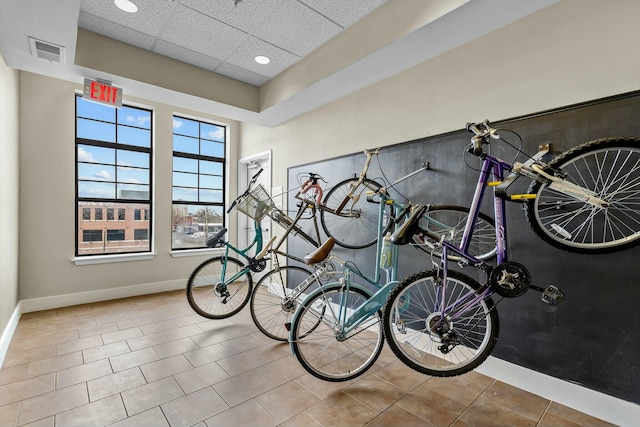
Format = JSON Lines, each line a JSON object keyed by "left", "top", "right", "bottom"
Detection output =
{"left": 227, "top": 168, "right": 263, "bottom": 213}
{"left": 466, "top": 120, "right": 500, "bottom": 156}
{"left": 304, "top": 172, "right": 327, "bottom": 184}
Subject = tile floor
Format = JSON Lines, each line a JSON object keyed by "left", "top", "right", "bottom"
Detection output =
{"left": 0, "top": 290, "right": 616, "bottom": 427}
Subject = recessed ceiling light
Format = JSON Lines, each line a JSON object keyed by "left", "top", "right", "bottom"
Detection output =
{"left": 255, "top": 55, "right": 270, "bottom": 65}
{"left": 114, "top": 0, "right": 138, "bottom": 13}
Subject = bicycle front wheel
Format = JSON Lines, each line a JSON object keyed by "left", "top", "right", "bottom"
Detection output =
{"left": 525, "top": 137, "right": 640, "bottom": 253}
{"left": 415, "top": 205, "right": 497, "bottom": 261}
{"left": 250, "top": 265, "right": 313, "bottom": 341}
{"left": 186, "top": 256, "right": 252, "bottom": 319}
{"left": 290, "top": 284, "right": 384, "bottom": 382}
{"left": 320, "top": 178, "right": 393, "bottom": 249}
{"left": 383, "top": 269, "right": 499, "bottom": 377}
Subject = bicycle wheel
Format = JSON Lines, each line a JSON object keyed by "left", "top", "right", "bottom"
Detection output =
{"left": 383, "top": 269, "right": 499, "bottom": 377}
{"left": 320, "top": 178, "right": 393, "bottom": 249}
{"left": 290, "top": 283, "right": 384, "bottom": 382}
{"left": 186, "top": 256, "right": 252, "bottom": 319}
{"left": 525, "top": 137, "right": 640, "bottom": 253}
{"left": 250, "top": 265, "right": 314, "bottom": 341}
{"left": 414, "top": 205, "right": 497, "bottom": 261}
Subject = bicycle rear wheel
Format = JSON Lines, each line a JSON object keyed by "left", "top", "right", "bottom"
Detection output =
{"left": 250, "top": 265, "right": 314, "bottom": 341}
{"left": 414, "top": 205, "right": 496, "bottom": 261}
{"left": 525, "top": 137, "right": 640, "bottom": 253}
{"left": 383, "top": 269, "right": 499, "bottom": 377}
{"left": 320, "top": 178, "right": 393, "bottom": 249}
{"left": 186, "top": 256, "right": 252, "bottom": 319}
{"left": 290, "top": 283, "right": 384, "bottom": 382}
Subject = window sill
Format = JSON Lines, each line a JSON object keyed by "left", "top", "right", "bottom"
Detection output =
{"left": 171, "top": 248, "right": 222, "bottom": 258}
{"left": 72, "top": 252, "right": 156, "bottom": 265}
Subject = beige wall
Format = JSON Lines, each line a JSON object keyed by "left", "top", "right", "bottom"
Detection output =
{"left": 240, "top": 0, "right": 640, "bottom": 190}
{"left": 12, "top": 0, "right": 640, "bottom": 304}
{"left": 0, "top": 50, "right": 20, "bottom": 337}
{"left": 18, "top": 73, "right": 240, "bottom": 301}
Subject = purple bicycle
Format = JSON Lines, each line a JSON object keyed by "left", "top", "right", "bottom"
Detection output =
{"left": 383, "top": 120, "right": 640, "bottom": 376}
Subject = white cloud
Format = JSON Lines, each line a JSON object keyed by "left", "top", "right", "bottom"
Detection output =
{"left": 95, "top": 170, "right": 111, "bottom": 180}
{"left": 207, "top": 128, "right": 225, "bottom": 140}
{"left": 77, "top": 147, "right": 95, "bottom": 162}
{"left": 173, "top": 119, "right": 183, "bottom": 129}
{"left": 126, "top": 115, "right": 151, "bottom": 127}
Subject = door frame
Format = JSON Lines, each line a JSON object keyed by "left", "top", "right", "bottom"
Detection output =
{"left": 238, "top": 150, "right": 272, "bottom": 247}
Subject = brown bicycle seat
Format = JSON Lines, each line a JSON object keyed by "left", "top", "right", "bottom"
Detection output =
{"left": 304, "top": 237, "right": 336, "bottom": 265}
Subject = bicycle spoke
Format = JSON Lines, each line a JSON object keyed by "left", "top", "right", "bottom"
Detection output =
{"left": 383, "top": 269, "right": 498, "bottom": 377}
{"left": 291, "top": 285, "right": 384, "bottom": 381}
{"left": 528, "top": 141, "right": 640, "bottom": 252}
{"left": 186, "top": 256, "right": 252, "bottom": 319}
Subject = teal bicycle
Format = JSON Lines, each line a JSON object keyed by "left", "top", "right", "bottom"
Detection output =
{"left": 287, "top": 185, "right": 496, "bottom": 381}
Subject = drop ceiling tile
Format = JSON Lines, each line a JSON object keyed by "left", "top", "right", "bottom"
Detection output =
{"left": 178, "top": 0, "right": 283, "bottom": 34}
{"left": 80, "top": 0, "right": 176, "bottom": 36}
{"left": 225, "top": 36, "right": 299, "bottom": 77}
{"left": 154, "top": 40, "right": 222, "bottom": 71}
{"left": 299, "top": 0, "right": 387, "bottom": 27}
{"left": 78, "top": 12, "right": 156, "bottom": 50}
{"left": 215, "top": 63, "right": 270, "bottom": 87}
{"left": 253, "top": 0, "right": 342, "bottom": 56}
{"left": 161, "top": 4, "right": 249, "bottom": 60}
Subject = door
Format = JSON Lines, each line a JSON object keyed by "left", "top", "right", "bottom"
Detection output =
{"left": 239, "top": 151, "right": 272, "bottom": 282}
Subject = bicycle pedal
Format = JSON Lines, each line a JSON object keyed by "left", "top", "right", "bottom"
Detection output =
{"left": 541, "top": 285, "right": 564, "bottom": 304}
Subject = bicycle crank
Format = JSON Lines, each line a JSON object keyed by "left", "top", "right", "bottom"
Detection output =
{"left": 489, "top": 262, "right": 531, "bottom": 298}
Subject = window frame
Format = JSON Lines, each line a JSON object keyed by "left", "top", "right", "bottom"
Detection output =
{"left": 74, "top": 94, "right": 154, "bottom": 259}
{"left": 171, "top": 114, "right": 226, "bottom": 251}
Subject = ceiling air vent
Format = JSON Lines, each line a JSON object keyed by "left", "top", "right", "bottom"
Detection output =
{"left": 28, "top": 37, "right": 64, "bottom": 64}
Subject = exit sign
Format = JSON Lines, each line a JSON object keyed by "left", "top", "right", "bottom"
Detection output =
{"left": 82, "top": 78, "right": 123, "bottom": 108}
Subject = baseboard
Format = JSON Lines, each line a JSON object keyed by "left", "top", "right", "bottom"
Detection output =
{"left": 19, "top": 279, "right": 186, "bottom": 313}
{"left": 476, "top": 356, "right": 639, "bottom": 427}
{"left": 0, "top": 301, "right": 22, "bottom": 368}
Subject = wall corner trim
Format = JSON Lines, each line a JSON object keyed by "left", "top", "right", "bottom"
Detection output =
{"left": 0, "top": 302, "right": 22, "bottom": 369}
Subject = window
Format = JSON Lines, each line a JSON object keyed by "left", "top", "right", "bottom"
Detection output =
{"left": 134, "top": 229, "right": 148, "bottom": 240}
{"left": 82, "top": 208, "right": 91, "bottom": 221}
{"left": 172, "top": 116, "right": 225, "bottom": 250}
{"left": 134, "top": 209, "right": 141, "bottom": 221}
{"left": 83, "top": 230, "right": 102, "bottom": 242}
{"left": 107, "top": 230, "right": 125, "bottom": 241}
{"left": 76, "top": 95, "right": 152, "bottom": 256}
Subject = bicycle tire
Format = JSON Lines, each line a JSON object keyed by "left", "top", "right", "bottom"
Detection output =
{"left": 290, "top": 283, "right": 384, "bottom": 382}
{"left": 271, "top": 209, "right": 318, "bottom": 247}
{"left": 250, "top": 265, "right": 314, "bottom": 341}
{"left": 186, "top": 256, "right": 252, "bottom": 319}
{"left": 320, "top": 177, "right": 393, "bottom": 249}
{"left": 414, "top": 205, "right": 497, "bottom": 261}
{"left": 383, "top": 269, "right": 499, "bottom": 377}
{"left": 525, "top": 137, "right": 640, "bottom": 253}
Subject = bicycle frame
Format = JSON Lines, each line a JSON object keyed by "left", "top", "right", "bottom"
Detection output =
{"left": 304, "top": 192, "right": 448, "bottom": 337}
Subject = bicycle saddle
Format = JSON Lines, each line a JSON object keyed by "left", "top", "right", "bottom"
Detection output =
{"left": 392, "top": 205, "right": 428, "bottom": 245}
{"left": 304, "top": 237, "right": 335, "bottom": 265}
{"left": 206, "top": 227, "right": 227, "bottom": 248}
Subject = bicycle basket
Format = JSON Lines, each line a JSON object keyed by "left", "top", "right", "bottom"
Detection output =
{"left": 236, "top": 184, "right": 275, "bottom": 221}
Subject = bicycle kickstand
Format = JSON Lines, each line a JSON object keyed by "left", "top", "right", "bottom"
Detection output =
{"left": 530, "top": 284, "right": 564, "bottom": 304}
